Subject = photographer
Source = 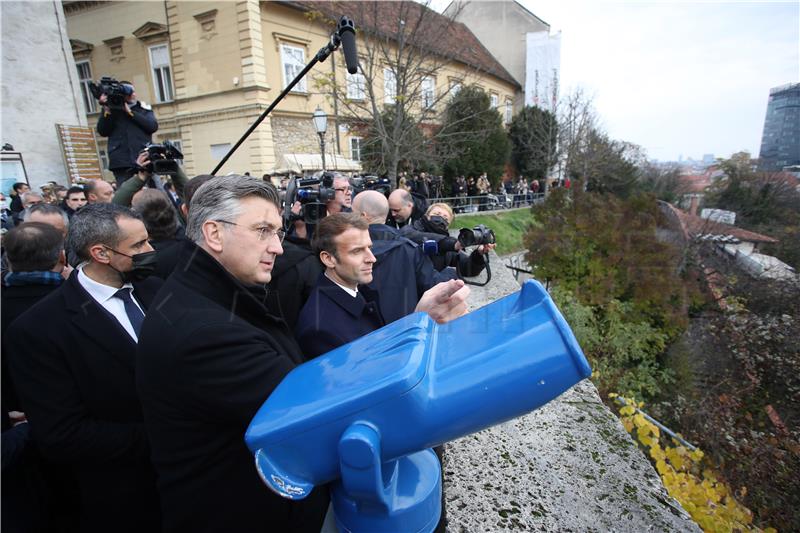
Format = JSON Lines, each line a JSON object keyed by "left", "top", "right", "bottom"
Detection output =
{"left": 400, "top": 202, "right": 495, "bottom": 277}
{"left": 113, "top": 149, "right": 188, "bottom": 209}
{"left": 96, "top": 81, "right": 158, "bottom": 186}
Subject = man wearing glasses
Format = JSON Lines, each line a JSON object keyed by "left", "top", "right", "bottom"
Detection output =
{"left": 326, "top": 174, "right": 353, "bottom": 214}
{"left": 135, "top": 175, "right": 329, "bottom": 533}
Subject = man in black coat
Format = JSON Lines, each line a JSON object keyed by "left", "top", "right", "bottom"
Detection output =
{"left": 96, "top": 81, "right": 158, "bottom": 186}
{"left": 386, "top": 188, "right": 427, "bottom": 229}
{"left": 296, "top": 212, "right": 470, "bottom": 360}
{"left": 295, "top": 214, "right": 384, "bottom": 359}
{"left": 6, "top": 204, "right": 162, "bottom": 533}
{"left": 352, "top": 190, "right": 455, "bottom": 324}
{"left": 136, "top": 176, "right": 329, "bottom": 533}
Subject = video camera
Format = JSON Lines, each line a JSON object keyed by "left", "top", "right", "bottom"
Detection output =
{"left": 282, "top": 172, "right": 336, "bottom": 228}
{"left": 457, "top": 224, "right": 496, "bottom": 248}
{"left": 350, "top": 175, "right": 391, "bottom": 197}
{"left": 88, "top": 76, "right": 133, "bottom": 109}
{"left": 144, "top": 141, "right": 184, "bottom": 176}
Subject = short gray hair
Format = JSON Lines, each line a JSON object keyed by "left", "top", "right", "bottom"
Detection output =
{"left": 186, "top": 175, "right": 280, "bottom": 244}
{"left": 67, "top": 203, "right": 142, "bottom": 264}
{"left": 21, "top": 203, "right": 69, "bottom": 228}
{"left": 20, "top": 192, "right": 43, "bottom": 207}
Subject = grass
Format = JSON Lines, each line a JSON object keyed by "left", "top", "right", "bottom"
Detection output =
{"left": 454, "top": 207, "right": 538, "bottom": 255}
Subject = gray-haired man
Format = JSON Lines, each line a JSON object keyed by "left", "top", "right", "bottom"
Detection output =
{"left": 136, "top": 175, "right": 329, "bottom": 533}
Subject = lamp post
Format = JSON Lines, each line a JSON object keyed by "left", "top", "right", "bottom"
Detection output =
{"left": 312, "top": 107, "right": 328, "bottom": 171}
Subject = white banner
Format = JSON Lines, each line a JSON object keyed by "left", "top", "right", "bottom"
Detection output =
{"left": 525, "top": 31, "right": 561, "bottom": 112}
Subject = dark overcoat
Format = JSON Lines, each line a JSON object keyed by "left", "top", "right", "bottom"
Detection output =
{"left": 295, "top": 273, "right": 385, "bottom": 360}
{"left": 6, "top": 272, "right": 163, "bottom": 533}
{"left": 367, "top": 224, "right": 456, "bottom": 324}
{"left": 96, "top": 102, "right": 158, "bottom": 170}
{"left": 136, "top": 241, "right": 329, "bottom": 533}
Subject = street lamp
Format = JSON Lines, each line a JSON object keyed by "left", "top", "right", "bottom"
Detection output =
{"left": 312, "top": 107, "right": 328, "bottom": 171}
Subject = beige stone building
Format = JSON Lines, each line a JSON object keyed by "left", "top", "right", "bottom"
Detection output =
{"left": 64, "top": 1, "right": 520, "bottom": 178}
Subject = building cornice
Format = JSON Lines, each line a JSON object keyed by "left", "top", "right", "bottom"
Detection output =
{"left": 63, "top": 1, "right": 110, "bottom": 16}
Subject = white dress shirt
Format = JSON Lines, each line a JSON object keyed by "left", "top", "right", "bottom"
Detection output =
{"left": 324, "top": 272, "right": 358, "bottom": 298}
{"left": 77, "top": 266, "right": 145, "bottom": 342}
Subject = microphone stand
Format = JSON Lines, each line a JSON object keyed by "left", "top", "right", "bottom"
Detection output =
{"left": 211, "top": 30, "right": 344, "bottom": 175}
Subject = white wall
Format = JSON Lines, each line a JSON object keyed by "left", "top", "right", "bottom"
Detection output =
{"left": 1, "top": 1, "right": 88, "bottom": 189}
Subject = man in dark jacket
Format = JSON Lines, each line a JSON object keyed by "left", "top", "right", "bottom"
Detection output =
{"left": 96, "top": 81, "right": 158, "bottom": 186}
{"left": 295, "top": 212, "right": 469, "bottom": 359}
{"left": 6, "top": 204, "right": 163, "bottom": 533}
{"left": 136, "top": 176, "right": 329, "bottom": 533}
{"left": 353, "top": 190, "right": 455, "bottom": 324}
{"left": 1, "top": 222, "right": 67, "bottom": 413}
{"left": 386, "top": 188, "right": 426, "bottom": 229}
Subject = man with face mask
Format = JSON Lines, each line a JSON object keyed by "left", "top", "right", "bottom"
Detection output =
{"left": 97, "top": 81, "right": 158, "bottom": 186}
{"left": 6, "top": 203, "right": 162, "bottom": 533}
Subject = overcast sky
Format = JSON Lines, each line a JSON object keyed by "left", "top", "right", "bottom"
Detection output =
{"left": 434, "top": 1, "right": 799, "bottom": 162}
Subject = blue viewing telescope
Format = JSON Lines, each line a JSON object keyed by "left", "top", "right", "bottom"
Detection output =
{"left": 246, "top": 280, "right": 591, "bottom": 532}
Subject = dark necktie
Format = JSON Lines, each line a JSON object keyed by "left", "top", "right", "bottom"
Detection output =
{"left": 115, "top": 287, "right": 144, "bottom": 337}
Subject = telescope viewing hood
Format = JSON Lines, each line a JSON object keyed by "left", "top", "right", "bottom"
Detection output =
{"left": 247, "top": 279, "right": 590, "bottom": 490}
{"left": 246, "top": 280, "right": 591, "bottom": 531}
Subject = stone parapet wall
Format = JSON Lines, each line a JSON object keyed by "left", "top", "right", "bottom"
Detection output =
{"left": 443, "top": 249, "right": 700, "bottom": 532}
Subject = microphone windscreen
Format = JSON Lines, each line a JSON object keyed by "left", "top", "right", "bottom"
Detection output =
{"left": 338, "top": 16, "right": 359, "bottom": 75}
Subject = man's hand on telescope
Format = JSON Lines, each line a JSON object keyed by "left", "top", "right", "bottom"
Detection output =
{"left": 415, "top": 279, "right": 470, "bottom": 324}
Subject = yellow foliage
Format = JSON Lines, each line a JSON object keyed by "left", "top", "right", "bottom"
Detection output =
{"left": 611, "top": 393, "right": 772, "bottom": 533}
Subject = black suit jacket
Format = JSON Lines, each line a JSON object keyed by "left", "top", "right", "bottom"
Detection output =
{"left": 136, "top": 241, "right": 329, "bottom": 533}
{"left": 295, "top": 273, "right": 385, "bottom": 359}
{"left": 6, "top": 272, "right": 163, "bottom": 533}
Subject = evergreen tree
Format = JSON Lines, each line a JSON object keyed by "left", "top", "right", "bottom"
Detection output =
{"left": 439, "top": 86, "right": 510, "bottom": 184}
{"left": 509, "top": 105, "right": 558, "bottom": 180}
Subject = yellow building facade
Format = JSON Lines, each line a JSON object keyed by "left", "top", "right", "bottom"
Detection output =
{"left": 64, "top": 1, "right": 520, "bottom": 178}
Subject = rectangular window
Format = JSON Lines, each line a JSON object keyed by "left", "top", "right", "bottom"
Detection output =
{"left": 149, "top": 44, "right": 174, "bottom": 103}
{"left": 76, "top": 61, "right": 97, "bottom": 113}
{"left": 449, "top": 81, "right": 462, "bottom": 99}
{"left": 421, "top": 76, "right": 435, "bottom": 109}
{"left": 281, "top": 44, "right": 306, "bottom": 92}
{"left": 505, "top": 101, "right": 513, "bottom": 124}
{"left": 210, "top": 143, "right": 232, "bottom": 161}
{"left": 490, "top": 94, "right": 498, "bottom": 109}
{"left": 384, "top": 68, "right": 396, "bottom": 104}
{"left": 350, "top": 137, "right": 361, "bottom": 161}
{"left": 346, "top": 72, "right": 366, "bottom": 100}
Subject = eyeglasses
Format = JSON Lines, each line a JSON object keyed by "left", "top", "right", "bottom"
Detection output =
{"left": 334, "top": 187, "right": 352, "bottom": 194}
{"left": 215, "top": 220, "right": 286, "bottom": 243}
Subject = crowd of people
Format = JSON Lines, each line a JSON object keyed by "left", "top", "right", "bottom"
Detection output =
{"left": 0, "top": 73, "right": 551, "bottom": 532}
{"left": 0, "top": 150, "right": 501, "bottom": 532}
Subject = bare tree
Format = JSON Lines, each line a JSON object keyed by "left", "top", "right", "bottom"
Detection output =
{"left": 308, "top": 1, "right": 514, "bottom": 185}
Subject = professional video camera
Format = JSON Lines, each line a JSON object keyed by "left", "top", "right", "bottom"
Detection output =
{"left": 457, "top": 224, "right": 496, "bottom": 248}
{"left": 144, "top": 141, "right": 184, "bottom": 176}
{"left": 88, "top": 76, "right": 133, "bottom": 109}
{"left": 350, "top": 175, "right": 391, "bottom": 197}
{"left": 282, "top": 172, "right": 336, "bottom": 228}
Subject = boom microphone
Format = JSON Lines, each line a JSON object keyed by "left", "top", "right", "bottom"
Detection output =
{"left": 337, "top": 16, "right": 359, "bottom": 74}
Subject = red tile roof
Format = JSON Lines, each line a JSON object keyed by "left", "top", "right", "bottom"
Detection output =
{"left": 284, "top": 1, "right": 521, "bottom": 88}
{"left": 679, "top": 173, "right": 712, "bottom": 193}
{"left": 660, "top": 202, "right": 778, "bottom": 243}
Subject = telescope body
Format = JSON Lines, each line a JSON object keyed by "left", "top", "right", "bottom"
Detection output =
{"left": 246, "top": 280, "right": 591, "bottom": 506}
